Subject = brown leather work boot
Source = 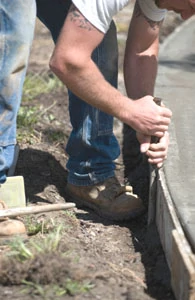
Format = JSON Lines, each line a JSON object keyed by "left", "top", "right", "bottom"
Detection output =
{"left": 0, "top": 200, "right": 27, "bottom": 243}
{"left": 0, "top": 219, "right": 27, "bottom": 238}
{"left": 65, "top": 176, "right": 145, "bottom": 221}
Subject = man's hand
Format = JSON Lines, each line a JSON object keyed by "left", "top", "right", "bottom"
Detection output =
{"left": 129, "top": 96, "right": 172, "bottom": 138}
{"left": 137, "top": 131, "right": 169, "bottom": 168}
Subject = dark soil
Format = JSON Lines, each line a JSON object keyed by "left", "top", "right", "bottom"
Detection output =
{"left": 0, "top": 5, "right": 183, "bottom": 300}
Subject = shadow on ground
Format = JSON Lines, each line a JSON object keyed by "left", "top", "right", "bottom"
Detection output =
{"left": 15, "top": 148, "right": 68, "bottom": 205}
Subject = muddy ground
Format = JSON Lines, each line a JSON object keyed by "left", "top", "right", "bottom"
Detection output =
{"left": 0, "top": 4, "right": 182, "bottom": 300}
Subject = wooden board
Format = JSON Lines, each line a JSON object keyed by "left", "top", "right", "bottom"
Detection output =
{"left": 148, "top": 169, "right": 195, "bottom": 300}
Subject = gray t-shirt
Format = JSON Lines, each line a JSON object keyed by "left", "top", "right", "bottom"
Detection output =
{"left": 72, "top": 0, "right": 166, "bottom": 33}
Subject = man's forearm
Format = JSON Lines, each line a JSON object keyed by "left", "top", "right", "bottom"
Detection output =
{"left": 124, "top": 48, "right": 158, "bottom": 99}
{"left": 50, "top": 54, "right": 136, "bottom": 126}
{"left": 124, "top": 1, "right": 162, "bottom": 99}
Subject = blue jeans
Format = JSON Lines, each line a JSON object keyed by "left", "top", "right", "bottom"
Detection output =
{"left": 0, "top": 0, "right": 36, "bottom": 182}
{"left": 37, "top": 0, "right": 120, "bottom": 186}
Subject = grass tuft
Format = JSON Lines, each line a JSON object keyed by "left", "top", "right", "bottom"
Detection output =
{"left": 22, "top": 72, "right": 63, "bottom": 102}
{"left": 6, "top": 225, "right": 62, "bottom": 262}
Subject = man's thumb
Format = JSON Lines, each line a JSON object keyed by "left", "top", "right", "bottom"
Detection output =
{"left": 136, "top": 132, "right": 151, "bottom": 153}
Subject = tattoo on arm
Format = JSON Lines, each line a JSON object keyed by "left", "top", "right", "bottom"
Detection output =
{"left": 68, "top": 4, "right": 95, "bottom": 31}
{"left": 134, "top": 1, "right": 163, "bottom": 29}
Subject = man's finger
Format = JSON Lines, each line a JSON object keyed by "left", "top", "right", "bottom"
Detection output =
{"left": 160, "top": 106, "right": 172, "bottom": 118}
{"left": 136, "top": 132, "right": 151, "bottom": 153}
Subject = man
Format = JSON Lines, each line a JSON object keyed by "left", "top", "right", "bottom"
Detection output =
{"left": 0, "top": 0, "right": 36, "bottom": 238}
{"left": 0, "top": 1, "right": 36, "bottom": 182}
{"left": 0, "top": 1, "right": 194, "bottom": 227}
{"left": 39, "top": 0, "right": 171, "bottom": 221}
{"left": 123, "top": 1, "right": 195, "bottom": 203}
{"left": 44, "top": 0, "right": 195, "bottom": 220}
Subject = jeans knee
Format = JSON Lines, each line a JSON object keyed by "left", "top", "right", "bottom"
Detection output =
{"left": 0, "top": 0, "right": 36, "bottom": 78}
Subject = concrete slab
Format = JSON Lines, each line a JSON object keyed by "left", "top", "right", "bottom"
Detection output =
{"left": 155, "top": 15, "right": 195, "bottom": 253}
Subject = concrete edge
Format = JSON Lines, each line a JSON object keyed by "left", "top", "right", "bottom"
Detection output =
{"left": 156, "top": 169, "right": 195, "bottom": 300}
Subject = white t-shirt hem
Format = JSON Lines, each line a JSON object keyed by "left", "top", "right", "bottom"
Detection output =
{"left": 138, "top": 0, "right": 166, "bottom": 22}
{"left": 72, "top": 1, "right": 108, "bottom": 33}
{"left": 72, "top": 0, "right": 166, "bottom": 34}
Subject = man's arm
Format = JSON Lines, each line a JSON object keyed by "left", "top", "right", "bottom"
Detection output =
{"left": 124, "top": 1, "right": 161, "bottom": 99}
{"left": 50, "top": 4, "right": 171, "bottom": 138}
{"left": 124, "top": 1, "right": 167, "bottom": 166}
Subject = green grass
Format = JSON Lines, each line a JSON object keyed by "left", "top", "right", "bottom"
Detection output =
{"left": 17, "top": 106, "right": 40, "bottom": 128}
{"left": 3, "top": 216, "right": 94, "bottom": 299}
{"left": 62, "top": 209, "right": 77, "bottom": 220}
{"left": 17, "top": 71, "right": 64, "bottom": 144}
{"left": 65, "top": 279, "right": 94, "bottom": 295}
{"left": 25, "top": 216, "right": 57, "bottom": 236}
{"left": 43, "top": 129, "right": 67, "bottom": 143}
{"left": 5, "top": 223, "right": 94, "bottom": 299}
{"left": 21, "top": 279, "right": 94, "bottom": 299}
{"left": 7, "top": 237, "right": 34, "bottom": 262}
{"left": 22, "top": 72, "right": 63, "bottom": 102}
{"left": 7, "top": 225, "right": 62, "bottom": 262}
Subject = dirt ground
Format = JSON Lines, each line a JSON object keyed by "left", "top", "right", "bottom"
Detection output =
{"left": 0, "top": 4, "right": 183, "bottom": 300}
